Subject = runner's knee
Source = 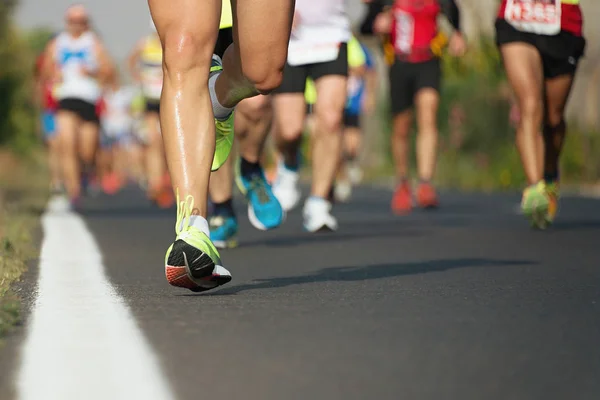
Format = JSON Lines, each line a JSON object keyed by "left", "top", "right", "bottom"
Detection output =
{"left": 316, "top": 108, "right": 343, "bottom": 135}
{"left": 545, "top": 110, "right": 565, "bottom": 129}
{"left": 242, "top": 60, "right": 285, "bottom": 94}
{"left": 162, "top": 30, "right": 212, "bottom": 79}
{"left": 518, "top": 95, "right": 542, "bottom": 121}
{"left": 276, "top": 118, "right": 303, "bottom": 142}
{"left": 393, "top": 113, "right": 412, "bottom": 139}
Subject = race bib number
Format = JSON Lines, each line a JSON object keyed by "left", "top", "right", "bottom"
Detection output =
{"left": 394, "top": 10, "right": 414, "bottom": 54}
{"left": 288, "top": 42, "right": 340, "bottom": 67}
{"left": 505, "top": 0, "right": 561, "bottom": 35}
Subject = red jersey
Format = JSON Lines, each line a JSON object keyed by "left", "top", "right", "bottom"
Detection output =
{"left": 35, "top": 54, "right": 57, "bottom": 111}
{"left": 390, "top": 0, "right": 441, "bottom": 63}
{"left": 497, "top": 0, "right": 582, "bottom": 37}
{"left": 96, "top": 96, "right": 106, "bottom": 118}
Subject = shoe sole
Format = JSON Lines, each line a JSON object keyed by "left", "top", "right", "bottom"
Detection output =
{"left": 545, "top": 196, "right": 558, "bottom": 226}
{"left": 247, "top": 203, "right": 286, "bottom": 231}
{"left": 165, "top": 241, "right": 232, "bottom": 292}
{"left": 166, "top": 264, "right": 232, "bottom": 292}
{"left": 210, "top": 58, "right": 232, "bottom": 172}
{"left": 211, "top": 133, "right": 233, "bottom": 172}
{"left": 304, "top": 222, "right": 338, "bottom": 233}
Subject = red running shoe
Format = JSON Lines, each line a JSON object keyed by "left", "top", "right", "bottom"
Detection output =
{"left": 391, "top": 181, "right": 413, "bottom": 214}
{"left": 416, "top": 182, "right": 439, "bottom": 209}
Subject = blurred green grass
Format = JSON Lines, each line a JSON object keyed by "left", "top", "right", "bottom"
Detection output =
{"left": 0, "top": 150, "right": 48, "bottom": 339}
{"left": 0, "top": 4, "right": 53, "bottom": 338}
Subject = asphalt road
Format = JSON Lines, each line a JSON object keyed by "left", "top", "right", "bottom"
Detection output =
{"left": 3, "top": 185, "right": 600, "bottom": 399}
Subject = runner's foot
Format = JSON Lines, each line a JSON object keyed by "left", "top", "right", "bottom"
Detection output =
{"left": 521, "top": 181, "right": 550, "bottom": 229}
{"left": 165, "top": 193, "right": 232, "bottom": 292}
{"left": 272, "top": 161, "right": 301, "bottom": 212}
{"left": 235, "top": 158, "right": 285, "bottom": 230}
{"left": 303, "top": 196, "right": 338, "bottom": 233}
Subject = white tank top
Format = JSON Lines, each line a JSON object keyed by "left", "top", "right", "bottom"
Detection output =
{"left": 54, "top": 31, "right": 101, "bottom": 103}
{"left": 287, "top": 0, "right": 351, "bottom": 66}
{"left": 102, "top": 87, "right": 135, "bottom": 135}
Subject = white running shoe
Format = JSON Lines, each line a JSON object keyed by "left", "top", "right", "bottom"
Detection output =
{"left": 303, "top": 197, "right": 338, "bottom": 233}
{"left": 272, "top": 161, "right": 301, "bottom": 211}
{"left": 334, "top": 180, "right": 352, "bottom": 203}
{"left": 347, "top": 162, "right": 364, "bottom": 185}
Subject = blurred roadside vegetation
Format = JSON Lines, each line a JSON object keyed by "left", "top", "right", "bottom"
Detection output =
{"left": 0, "top": 2, "right": 51, "bottom": 337}
{"left": 1, "top": 1, "right": 53, "bottom": 154}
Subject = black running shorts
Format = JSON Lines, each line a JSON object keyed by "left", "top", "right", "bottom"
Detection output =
{"left": 343, "top": 112, "right": 360, "bottom": 128}
{"left": 214, "top": 27, "right": 233, "bottom": 59}
{"left": 495, "top": 19, "right": 586, "bottom": 79}
{"left": 145, "top": 100, "right": 160, "bottom": 114}
{"left": 57, "top": 98, "right": 99, "bottom": 124}
{"left": 306, "top": 103, "right": 313, "bottom": 115}
{"left": 274, "top": 42, "right": 349, "bottom": 94}
{"left": 389, "top": 58, "right": 441, "bottom": 115}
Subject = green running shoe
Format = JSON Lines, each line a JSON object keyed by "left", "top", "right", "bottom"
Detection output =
{"left": 211, "top": 55, "right": 234, "bottom": 171}
{"left": 544, "top": 181, "right": 559, "bottom": 226}
{"left": 521, "top": 181, "right": 550, "bottom": 230}
{"left": 165, "top": 191, "right": 232, "bottom": 292}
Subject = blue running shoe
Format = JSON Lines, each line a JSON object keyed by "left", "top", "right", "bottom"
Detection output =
{"left": 209, "top": 214, "right": 238, "bottom": 249}
{"left": 235, "top": 159, "right": 285, "bottom": 231}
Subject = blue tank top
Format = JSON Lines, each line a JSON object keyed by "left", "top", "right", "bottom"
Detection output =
{"left": 345, "top": 43, "right": 374, "bottom": 115}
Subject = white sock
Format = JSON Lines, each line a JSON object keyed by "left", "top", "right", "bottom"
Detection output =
{"left": 189, "top": 215, "right": 210, "bottom": 237}
{"left": 209, "top": 72, "right": 234, "bottom": 120}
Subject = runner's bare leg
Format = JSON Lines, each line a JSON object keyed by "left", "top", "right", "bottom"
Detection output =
{"left": 208, "top": 96, "right": 271, "bottom": 204}
{"left": 214, "top": 0, "right": 294, "bottom": 107}
{"left": 311, "top": 76, "right": 347, "bottom": 198}
{"left": 147, "top": 0, "right": 220, "bottom": 216}
{"left": 236, "top": 96, "right": 273, "bottom": 163}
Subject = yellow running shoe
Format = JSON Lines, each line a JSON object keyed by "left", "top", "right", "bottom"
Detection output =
{"left": 210, "top": 55, "right": 235, "bottom": 171}
{"left": 521, "top": 181, "right": 550, "bottom": 230}
{"left": 545, "top": 181, "right": 559, "bottom": 225}
{"left": 165, "top": 192, "right": 232, "bottom": 292}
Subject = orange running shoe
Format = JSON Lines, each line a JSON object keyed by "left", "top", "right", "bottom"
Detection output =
{"left": 416, "top": 182, "right": 439, "bottom": 209}
{"left": 156, "top": 187, "right": 175, "bottom": 209}
{"left": 101, "top": 172, "right": 124, "bottom": 195}
{"left": 391, "top": 181, "right": 413, "bottom": 214}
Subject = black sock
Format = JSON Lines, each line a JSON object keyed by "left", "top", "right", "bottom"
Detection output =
{"left": 544, "top": 171, "right": 559, "bottom": 183}
{"left": 213, "top": 198, "right": 235, "bottom": 217}
{"left": 240, "top": 157, "right": 261, "bottom": 178}
{"left": 82, "top": 163, "right": 93, "bottom": 177}
{"left": 283, "top": 157, "right": 299, "bottom": 172}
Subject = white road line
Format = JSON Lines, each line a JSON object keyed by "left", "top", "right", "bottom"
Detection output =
{"left": 17, "top": 196, "right": 176, "bottom": 400}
